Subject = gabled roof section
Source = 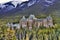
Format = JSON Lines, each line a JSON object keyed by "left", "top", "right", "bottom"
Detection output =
{"left": 20, "top": 16, "right": 27, "bottom": 21}
{"left": 47, "top": 16, "right": 52, "bottom": 20}
{"left": 28, "top": 14, "right": 36, "bottom": 20}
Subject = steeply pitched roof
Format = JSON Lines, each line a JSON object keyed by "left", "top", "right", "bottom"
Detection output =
{"left": 20, "top": 16, "right": 27, "bottom": 21}
{"left": 28, "top": 14, "right": 36, "bottom": 20}
{"left": 47, "top": 16, "right": 52, "bottom": 20}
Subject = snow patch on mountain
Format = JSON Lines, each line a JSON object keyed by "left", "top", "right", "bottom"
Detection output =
{"left": 45, "top": 0, "right": 55, "bottom": 3}
{"left": 20, "top": 3, "right": 26, "bottom": 7}
{"left": 4, "top": 5, "right": 15, "bottom": 12}
{"left": 11, "top": 0, "right": 29, "bottom": 7}
{"left": 28, "top": 0, "right": 36, "bottom": 7}
{"left": 12, "top": 1, "right": 20, "bottom": 7}
{"left": 44, "top": 0, "right": 55, "bottom": 7}
{"left": 0, "top": 4, "right": 6, "bottom": 9}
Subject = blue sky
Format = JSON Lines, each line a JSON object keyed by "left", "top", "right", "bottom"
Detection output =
{"left": 0, "top": 0, "right": 28, "bottom": 3}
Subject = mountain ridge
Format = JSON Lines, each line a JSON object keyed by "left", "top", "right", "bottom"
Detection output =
{"left": 0, "top": 0, "right": 60, "bottom": 18}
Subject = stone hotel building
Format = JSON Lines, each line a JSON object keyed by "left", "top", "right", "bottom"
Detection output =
{"left": 7, "top": 15, "right": 53, "bottom": 29}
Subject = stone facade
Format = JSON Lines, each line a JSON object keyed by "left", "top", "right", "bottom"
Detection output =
{"left": 7, "top": 15, "right": 53, "bottom": 29}
{"left": 20, "top": 15, "right": 53, "bottom": 28}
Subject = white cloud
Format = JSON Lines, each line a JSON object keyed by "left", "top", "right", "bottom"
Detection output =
{"left": 0, "top": 0, "right": 29, "bottom": 4}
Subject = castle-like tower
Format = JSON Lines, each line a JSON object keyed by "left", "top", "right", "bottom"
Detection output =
{"left": 47, "top": 16, "right": 53, "bottom": 27}
{"left": 20, "top": 16, "right": 27, "bottom": 28}
{"left": 27, "top": 15, "right": 37, "bottom": 29}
